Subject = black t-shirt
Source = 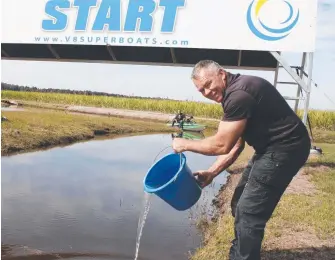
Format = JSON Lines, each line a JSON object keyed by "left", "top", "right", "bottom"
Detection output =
{"left": 221, "top": 72, "right": 310, "bottom": 153}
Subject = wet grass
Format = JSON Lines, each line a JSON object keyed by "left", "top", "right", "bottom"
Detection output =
{"left": 191, "top": 141, "right": 335, "bottom": 260}
{"left": 1, "top": 108, "right": 172, "bottom": 156}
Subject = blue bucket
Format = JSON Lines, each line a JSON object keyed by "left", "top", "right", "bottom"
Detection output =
{"left": 143, "top": 152, "right": 202, "bottom": 211}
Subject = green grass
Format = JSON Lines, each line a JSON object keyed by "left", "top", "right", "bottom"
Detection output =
{"left": 191, "top": 142, "right": 335, "bottom": 260}
{"left": 2, "top": 90, "right": 335, "bottom": 130}
{"left": 1, "top": 108, "right": 172, "bottom": 156}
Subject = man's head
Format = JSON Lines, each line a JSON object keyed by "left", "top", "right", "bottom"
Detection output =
{"left": 191, "top": 60, "right": 228, "bottom": 103}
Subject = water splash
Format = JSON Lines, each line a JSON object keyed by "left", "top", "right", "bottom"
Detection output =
{"left": 134, "top": 192, "right": 151, "bottom": 260}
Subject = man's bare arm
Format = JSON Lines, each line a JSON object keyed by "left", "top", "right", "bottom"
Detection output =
{"left": 208, "top": 137, "right": 245, "bottom": 177}
{"left": 173, "top": 119, "right": 247, "bottom": 156}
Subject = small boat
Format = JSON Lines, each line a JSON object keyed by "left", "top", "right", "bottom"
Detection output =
{"left": 167, "top": 122, "right": 206, "bottom": 132}
{"left": 168, "top": 111, "right": 206, "bottom": 132}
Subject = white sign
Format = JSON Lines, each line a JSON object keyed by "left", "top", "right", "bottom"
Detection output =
{"left": 1, "top": 0, "right": 318, "bottom": 52}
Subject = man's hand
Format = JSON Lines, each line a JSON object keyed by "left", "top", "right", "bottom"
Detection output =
{"left": 193, "top": 170, "right": 216, "bottom": 188}
{"left": 172, "top": 137, "right": 187, "bottom": 153}
{"left": 193, "top": 138, "right": 245, "bottom": 188}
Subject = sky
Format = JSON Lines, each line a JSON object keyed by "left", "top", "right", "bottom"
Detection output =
{"left": 1, "top": 0, "right": 335, "bottom": 111}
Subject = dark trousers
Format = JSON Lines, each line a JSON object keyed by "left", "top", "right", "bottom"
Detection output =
{"left": 229, "top": 139, "right": 310, "bottom": 260}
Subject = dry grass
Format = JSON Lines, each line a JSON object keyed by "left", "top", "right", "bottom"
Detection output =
{"left": 310, "top": 129, "right": 335, "bottom": 143}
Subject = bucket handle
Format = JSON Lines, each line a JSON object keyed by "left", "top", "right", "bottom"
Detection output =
{"left": 152, "top": 145, "right": 173, "bottom": 163}
{"left": 152, "top": 145, "right": 184, "bottom": 182}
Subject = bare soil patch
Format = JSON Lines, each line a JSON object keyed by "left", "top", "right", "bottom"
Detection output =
{"left": 285, "top": 169, "right": 317, "bottom": 195}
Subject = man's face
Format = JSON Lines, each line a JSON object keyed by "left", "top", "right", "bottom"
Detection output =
{"left": 192, "top": 68, "right": 226, "bottom": 103}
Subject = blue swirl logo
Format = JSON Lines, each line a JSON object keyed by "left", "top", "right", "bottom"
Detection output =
{"left": 246, "top": 0, "right": 300, "bottom": 41}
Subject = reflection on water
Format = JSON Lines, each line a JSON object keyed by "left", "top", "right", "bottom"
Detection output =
{"left": 2, "top": 134, "right": 228, "bottom": 260}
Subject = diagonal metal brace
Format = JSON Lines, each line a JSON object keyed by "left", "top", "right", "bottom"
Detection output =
{"left": 2, "top": 49, "right": 10, "bottom": 57}
{"left": 170, "top": 48, "right": 177, "bottom": 63}
{"left": 270, "top": 51, "right": 309, "bottom": 93}
{"left": 47, "top": 44, "right": 60, "bottom": 59}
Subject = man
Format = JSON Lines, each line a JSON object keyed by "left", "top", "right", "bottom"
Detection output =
{"left": 172, "top": 110, "right": 186, "bottom": 127}
{"left": 172, "top": 60, "right": 311, "bottom": 260}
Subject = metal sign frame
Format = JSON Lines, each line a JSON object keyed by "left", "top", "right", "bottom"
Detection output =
{"left": 271, "top": 51, "right": 314, "bottom": 126}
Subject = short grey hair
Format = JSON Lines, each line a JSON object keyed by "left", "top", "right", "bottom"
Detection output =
{"left": 191, "top": 60, "right": 222, "bottom": 79}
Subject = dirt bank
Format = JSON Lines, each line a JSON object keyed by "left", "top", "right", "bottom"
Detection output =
{"left": 1, "top": 107, "right": 173, "bottom": 156}
{"left": 67, "top": 105, "right": 177, "bottom": 122}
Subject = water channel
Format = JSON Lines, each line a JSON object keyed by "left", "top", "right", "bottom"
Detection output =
{"left": 2, "top": 133, "right": 228, "bottom": 260}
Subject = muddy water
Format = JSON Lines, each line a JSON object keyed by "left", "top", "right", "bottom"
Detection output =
{"left": 1, "top": 134, "right": 228, "bottom": 260}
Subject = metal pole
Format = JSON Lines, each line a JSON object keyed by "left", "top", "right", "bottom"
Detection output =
{"left": 294, "top": 52, "right": 306, "bottom": 112}
{"left": 273, "top": 63, "right": 279, "bottom": 89}
{"left": 302, "top": 52, "right": 313, "bottom": 126}
{"left": 273, "top": 52, "right": 280, "bottom": 88}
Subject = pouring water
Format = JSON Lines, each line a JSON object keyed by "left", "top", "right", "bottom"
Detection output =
{"left": 135, "top": 145, "right": 199, "bottom": 259}
{"left": 134, "top": 192, "right": 151, "bottom": 260}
